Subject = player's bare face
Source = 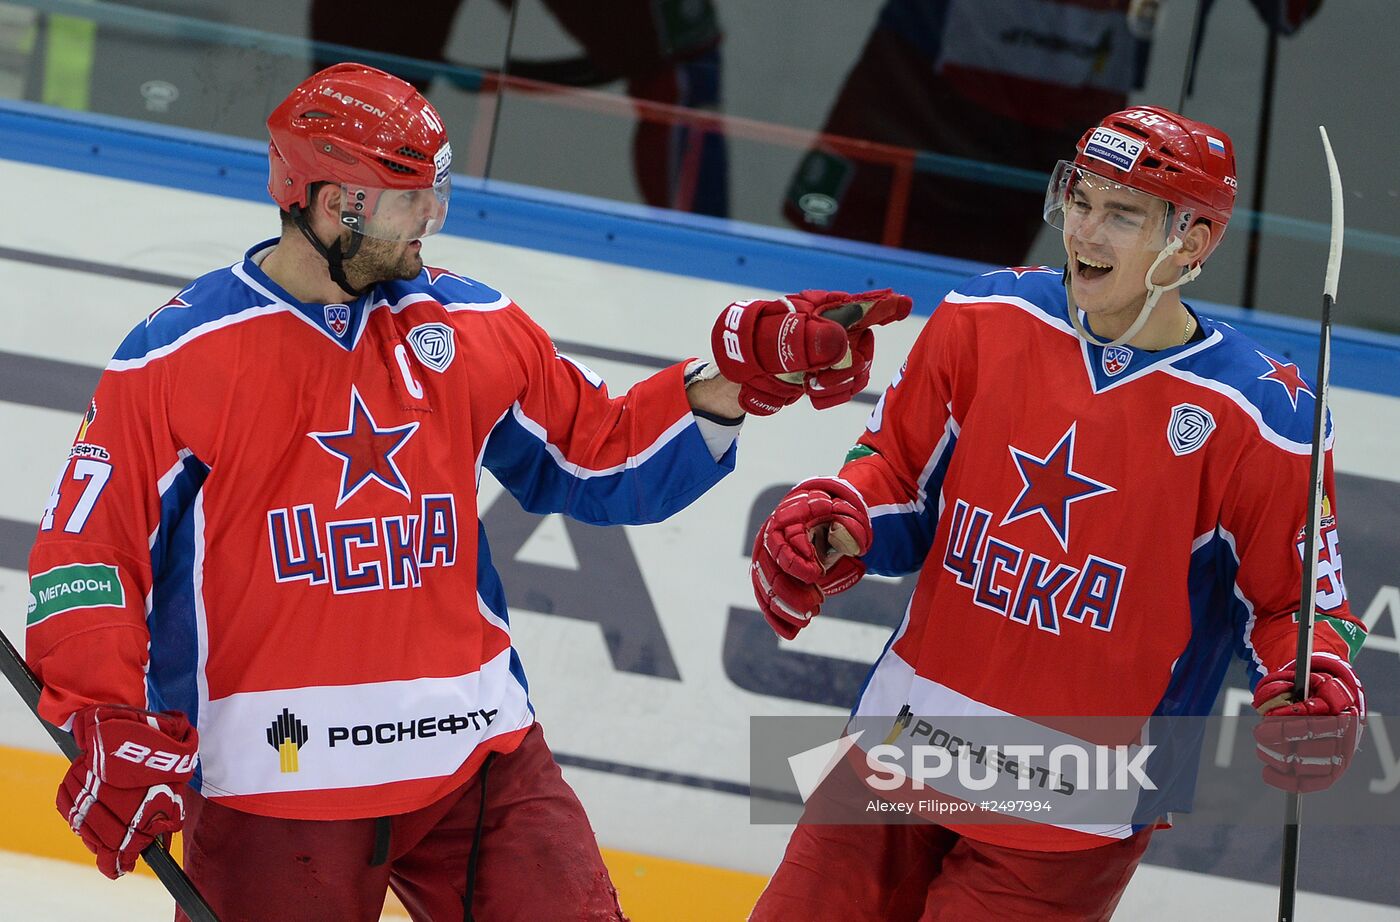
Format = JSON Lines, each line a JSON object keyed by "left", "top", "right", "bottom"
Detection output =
{"left": 336, "top": 184, "right": 445, "bottom": 288}
{"left": 1061, "top": 178, "right": 1169, "bottom": 318}
{"left": 345, "top": 233, "right": 423, "bottom": 288}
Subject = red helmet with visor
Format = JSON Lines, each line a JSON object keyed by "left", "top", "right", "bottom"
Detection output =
{"left": 267, "top": 63, "right": 451, "bottom": 240}
{"left": 1055, "top": 106, "right": 1237, "bottom": 263}
{"left": 1043, "top": 106, "right": 1238, "bottom": 348}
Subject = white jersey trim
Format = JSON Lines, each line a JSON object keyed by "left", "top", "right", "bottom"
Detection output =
{"left": 1216, "top": 525, "right": 1268, "bottom": 678}
{"left": 476, "top": 591, "right": 510, "bottom": 637}
{"left": 192, "top": 492, "right": 213, "bottom": 772}
{"left": 505, "top": 402, "right": 694, "bottom": 480}
{"left": 231, "top": 261, "right": 354, "bottom": 346}
{"left": 444, "top": 294, "right": 512, "bottom": 313}
{"left": 868, "top": 413, "right": 959, "bottom": 519}
{"left": 197, "top": 646, "right": 531, "bottom": 798}
{"left": 854, "top": 652, "right": 1138, "bottom": 840}
{"left": 943, "top": 290, "right": 1074, "bottom": 336}
{"left": 148, "top": 448, "right": 197, "bottom": 551}
{"left": 1075, "top": 328, "right": 1224, "bottom": 395}
{"left": 1160, "top": 366, "right": 1327, "bottom": 456}
{"left": 949, "top": 290, "right": 1222, "bottom": 394}
{"left": 109, "top": 301, "right": 290, "bottom": 370}
{"left": 476, "top": 406, "right": 512, "bottom": 489}
{"left": 943, "top": 291, "right": 1324, "bottom": 455}
{"left": 374, "top": 290, "right": 513, "bottom": 317}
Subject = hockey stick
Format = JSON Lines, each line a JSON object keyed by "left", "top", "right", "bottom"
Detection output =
{"left": 481, "top": 0, "right": 523, "bottom": 182}
{"left": 0, "top": 629, "right": 220, "bottom": 922}
{"left": 1175, "top": 0, "right": 1210, "bottom": 112}
{"left": 1275, "top": 125, "right": 1344, "bottom": 922}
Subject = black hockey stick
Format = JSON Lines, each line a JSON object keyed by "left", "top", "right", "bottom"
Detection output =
{"left": 1175, "top": 0, "right": 1210, "bottom": 112}
{"left": 0, "top": 629, "right": 220, "bottom": 921}
{"left": 1275, "top": 125, "right": 1345, "bottom": 922}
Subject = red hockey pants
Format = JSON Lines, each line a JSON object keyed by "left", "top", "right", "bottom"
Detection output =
{"left": 175, "top": 723, "right": 624, "bottom": 921}
{"left": 751, "top": 819, "right": 1152, "bottom": 922}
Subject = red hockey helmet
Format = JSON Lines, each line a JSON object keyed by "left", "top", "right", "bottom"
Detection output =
{"left": 267, "top": 62, "right": 451, "bottom": 235}
{"left": 1066, "top": 106, "right": 1237, "bottom": 262}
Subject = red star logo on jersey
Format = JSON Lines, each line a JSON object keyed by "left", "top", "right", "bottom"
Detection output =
{"left": 1002, "top": 423, "right": 1116, "bottom": 551}
{"left": 1256, "top": 352, "right": 1314, "bottom": 410}
{"left": 146, "top": 284, "right": 196, "bottom": 325}
{"left": 424, "top": 266, "right": 466, "bottom": 286}
{"left": 989, "top": 266, "right": 1056, "bottom": 279}
{"left": 310, "top": 387, "right": 420, "bottom": 507}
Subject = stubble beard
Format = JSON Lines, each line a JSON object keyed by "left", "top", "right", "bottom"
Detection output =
{"left": 345, "top": 237, "right": 423, "bottom": 290}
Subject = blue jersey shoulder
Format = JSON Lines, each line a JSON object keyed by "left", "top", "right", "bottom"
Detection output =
{"left": 951, "top": 266, "right": 1067, "bottom": 318}
{"left": 1187, "top": 316, "right": 1324, "bottom": 443}
{"left": 113, "top": 264, "right": 261, "bottom": 362}
{"left": 383, "top": 266, "right": 504, "bottom": 308}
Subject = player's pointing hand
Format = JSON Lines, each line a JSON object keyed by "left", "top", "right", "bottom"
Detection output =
{"left": 710, "top": 289, "right": 912, "bottom": 415}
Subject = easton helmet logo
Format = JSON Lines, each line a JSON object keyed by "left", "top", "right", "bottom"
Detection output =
{"left": 319, "top": 86, "right": 387, "bottom": 119}
{"left": 324, "top": 304, "right": 350, "bottom": 337}
{"left": 1102, "top": 345, "right": 1132, "bottom": 377}
{"left": 1168, "top": 404, "right": 1216, "bottom": 456}
{"left": 407, "top": 322, "right": 455, "bottom": 372}
{"left": 267, "top": 708, "right": 310, "bottom": 773}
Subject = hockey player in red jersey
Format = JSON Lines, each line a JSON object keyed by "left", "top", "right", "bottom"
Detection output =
{"left": 750, "top": 106, "right": 1367, "bottom": 920}
{"left": 24, "top": 63, "right": 910, "bottom": 920}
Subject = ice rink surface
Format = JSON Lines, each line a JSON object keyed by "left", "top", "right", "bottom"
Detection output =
{"left": 6, "top": 850, "right": 1399, "bottom": 922}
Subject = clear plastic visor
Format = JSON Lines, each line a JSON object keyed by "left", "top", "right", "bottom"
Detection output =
{"left": 339, "top": 179, "right": 451, "bottom": 241}
{"left": 1043, "top": 161, "right": 1173, "bottom": 254}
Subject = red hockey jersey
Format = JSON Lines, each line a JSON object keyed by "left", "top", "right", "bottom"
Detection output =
{"left": 26, "top": 240, "right": 734, "bottom": 820}
{"left": 842, "top": 267, "right": 1365, "bottom": 850}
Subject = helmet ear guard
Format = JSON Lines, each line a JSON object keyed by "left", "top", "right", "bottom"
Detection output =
{"left": 1171, "top": 209, "right": 1221, "bottom": 273}
{"left": 285, "top": 184, "right": 367, "bottom": 299}
{"left": 338, "top": 185, "right": 385, "bottom": 235}
{"left": 1170, "top": 206, "right": 1194, "bottom": 239}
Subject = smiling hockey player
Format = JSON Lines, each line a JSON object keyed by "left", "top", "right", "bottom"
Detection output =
{"left": 24, "top": 63, "right": 910, "bottom": 920}
{"left": 749, "top": 106, "right": 1367, "bottom": 921}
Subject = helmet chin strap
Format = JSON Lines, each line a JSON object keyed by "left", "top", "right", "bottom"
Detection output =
{"left": 1066, "top": 236, "right": 1201, "bottom": 348}
{"left": 290, "top": 206, "right": 368, "bottom": 300}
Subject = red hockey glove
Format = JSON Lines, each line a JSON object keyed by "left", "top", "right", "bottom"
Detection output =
{"left": 710, "top": 288, "right": 911, "bottom": 414}
{"left": 1253, "top": 654, "right": 1365, "bottom": 794}
{"left": 711, "top": 293, "right": 850, "bottom": 415}
{"left": 751, "top": 478, "right": 873, "bottom": 639}
{"left": 805, "top": 329, "right": 874, "bottom": 410}
{"left": 792, "top": 289, "right": 909, "bottom": 410}
{"left": 58, "top": 705, "right": 199, "bottom": 879}
{"left": 816, "top": 288, "right": 913, "bottom": 338}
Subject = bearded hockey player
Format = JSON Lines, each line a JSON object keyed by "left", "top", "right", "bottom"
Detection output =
{"left": 24, "top": 63, "right": 909, "bottom": 920}
{"left": 749, "top": 106, "right": 1366, "bottom": 920}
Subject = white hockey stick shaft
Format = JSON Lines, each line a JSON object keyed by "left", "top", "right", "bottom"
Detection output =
{"left": 1277, "top": 124, "right": 1345, "bottom": 922}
